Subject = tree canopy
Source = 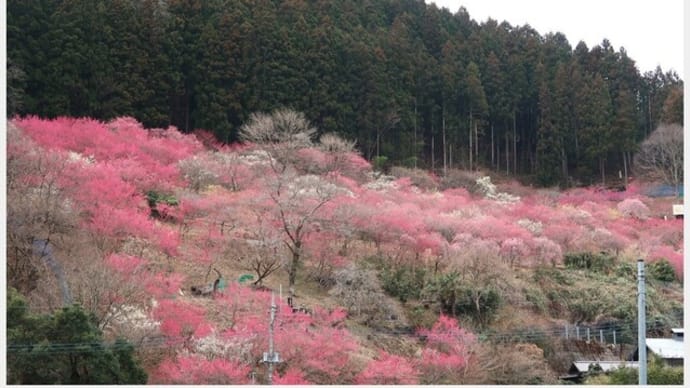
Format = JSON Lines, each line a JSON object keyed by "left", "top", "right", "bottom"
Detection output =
{"left": 7, "top": 0, "right": 683, "bottom": 186}
{"left": 6, "top": 288, "right": 148, "bottom": 384}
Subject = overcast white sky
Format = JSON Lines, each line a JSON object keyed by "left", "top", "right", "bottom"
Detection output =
{"left": 430, "top": 0, "right": 685, "bottom": 79}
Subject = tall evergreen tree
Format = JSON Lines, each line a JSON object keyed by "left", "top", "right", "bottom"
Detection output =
{"left": 7, "top": 288, "right": 147, "bottom": 384}
{"left": 464, "top": 61, "right": 488, "bottom": 170}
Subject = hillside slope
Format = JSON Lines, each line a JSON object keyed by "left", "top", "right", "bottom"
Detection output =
{"left": 7, "top": 116, "right": 683, "bottom": 384}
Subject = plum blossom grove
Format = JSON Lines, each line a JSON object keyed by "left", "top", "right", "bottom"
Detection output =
{"left": 7, "top": 116, "right": 683, "bottom": 384}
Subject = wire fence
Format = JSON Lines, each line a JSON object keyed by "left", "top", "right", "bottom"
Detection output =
{"left": 7, "top": 309, "right": 683, "bottom": 354}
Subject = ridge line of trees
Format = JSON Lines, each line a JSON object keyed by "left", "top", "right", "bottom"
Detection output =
{"left": 7, "top": 0, "right": 683, "bottom": 186}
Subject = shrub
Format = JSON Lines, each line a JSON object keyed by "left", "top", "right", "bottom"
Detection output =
{"left": 146, "top": 191, "right": 179, "bottom": 219}
{"left": 379, "top": 265, "right": 426, "bottom": 303}
{"left": 586, "top": 357, "right": 683, "bottom": 385}
{"left": 563, "top": 252, "right": 616, "bottom": 273}
{"left": 329, "top": 265, "right": 399, "bottom": 326}
{"left": 423, "top": 273, "right": 501, "bottom": 326}
{"left": 647, "top": 258, "right": 677, "bottom": 282}
{"left": 440, "top": 168, "right": 482, "bottom": 192}
{"left": 389, "top": 166, "right": 439, "bottom": 190}
{"left": 454, "top": 286, "right": 502, "bottom": 325}
{"left": 372, "top": 155, "right": 389, "bottom": 172}
{"left": 616, "top": 198, "right": 650, "bottom": 219}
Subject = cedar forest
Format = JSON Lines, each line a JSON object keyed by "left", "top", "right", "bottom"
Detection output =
{"left": 5, "top": 0, "right": 685, "bottom": 385}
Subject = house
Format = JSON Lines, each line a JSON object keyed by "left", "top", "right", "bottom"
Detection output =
{"left": 630, "top": 328, "right": 684, "bottom": 367}
{"left": 672, "top": 204, "right": 683, "bottom": 219}
{"left": 671, "top": 328, "right": 683, "bottom": 339}
{"left": 560, "top": 361, "right": 639, "bottom": 382}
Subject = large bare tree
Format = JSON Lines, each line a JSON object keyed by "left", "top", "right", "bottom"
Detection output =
{"left": 239, "top": 108, "right": 317, "bottom": 173}
{"left": 634, "top": 123, "right": 683, "bottom": 196}
{"left": 239, "top": 109, "right": 344, "bottom": 297}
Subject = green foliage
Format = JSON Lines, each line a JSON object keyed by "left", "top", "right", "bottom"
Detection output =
{"left": 585, "top": 357, "right": 683, "bottom": 385}
{"left": 146, "top": 190, "right": 179, "bottom": 218}
{"left": 372, "top": 155, "right": 389, "bottom": 172}
{"left": 647, "top": 259, "right": 677, "bottom": 282}
{"left": 454, "top": 287, "right": 502, "bottom": 325}
{"left": 6, "top": 288, "right": 147, "bottom": 384}
{"left": 422, "top": 273, "right": 501, "bottom": 326}
{"left": 563, "top": 252, "right": 616, "bottom": 273}
{"left": 379, "top": 265, "right": 426, "bottom": 303}
{"left": 533, "top": 265, "right": 681, "bottom": 339}
{"left": 614, "top": 262, "right": 636, "bottom": 280}
{"left": 8, "top": 0, "right": 679, "bottom": 183}
{"left": 523, "top": 287, "right": 548, "bottom": 314}
{"left": 146, "top": 190, "right": 179, "bottom": 207}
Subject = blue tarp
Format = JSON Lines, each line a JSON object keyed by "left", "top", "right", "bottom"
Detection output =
{"left": 32, "top": 239, "right": 73, "bottom": 305}
{"left": 645, "top": 185, "right": 683, "bottom": 197}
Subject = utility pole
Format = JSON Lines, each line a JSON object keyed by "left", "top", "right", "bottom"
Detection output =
{"left": 263, "top": 292, "right": 281, "bottom": 384}
{"left": 638, "top": 258, "right": 647, "bottom": 385}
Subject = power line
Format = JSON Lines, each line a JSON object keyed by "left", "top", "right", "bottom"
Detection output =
{"left": 8, "top": 314, "right": 680, "bottom": 355}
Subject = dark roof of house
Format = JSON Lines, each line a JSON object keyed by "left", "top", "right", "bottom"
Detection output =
{"left": 569, "top": 360, "right": 639, "bottom": 374}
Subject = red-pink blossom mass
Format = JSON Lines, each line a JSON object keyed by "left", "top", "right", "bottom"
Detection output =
{"left": 7, "top": 116, "right": 682, "bottom": 384}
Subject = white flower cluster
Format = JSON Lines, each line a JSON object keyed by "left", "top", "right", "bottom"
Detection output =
{"left": 475, "top": 176, "right": 520, "bottom": 203}
{"left": 517, "top": 218, "right": 543, "bottom": 235}
{"left": 193, "top": 332, "right": 254, "bottom": 362}
{"left": 104, "top": 304, "right": 160, "bottom": 331}
{"left": 363, "top": 172, "right": 397, "bottom": 191}
{"left": 239, "top": 149, "right": 274, "bottom": 166}
{"left": 288, "top": 174, "right": 351, "bottom": 198}
{"left": 67, "top": 151, "right": 95, "bottom": 164}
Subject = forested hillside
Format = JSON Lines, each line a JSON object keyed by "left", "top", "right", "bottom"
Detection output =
{"left": 7, "top": 115, "right": 683, "bottom": 384}
{"left": 7, "top": 0, "right": 683, "bottom": 186}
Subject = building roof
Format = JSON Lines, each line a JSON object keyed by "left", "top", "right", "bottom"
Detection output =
{"left": 570, "top": 361, "right": 639, "bottom": 374}
{"left": 646, "top": 338, "right": 685, "bottom": 359}
{"left": 671, "top": 328, "right": 684, "bottom": 335}
{"left": 672, "top": 204, "right": 683, "bottom": 215}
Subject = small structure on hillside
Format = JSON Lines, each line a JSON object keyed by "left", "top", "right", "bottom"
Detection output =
{"left": 629, "top": 328, "right": 684, "bottom": 367}
{"left": 672, "top": 204, "right": 683, "bottom": 219}
{"left": 560, "top": 361, "right": 639, "bottom": 382}
{"left": 670, "top": 328, "right": 683, "bottom": 339}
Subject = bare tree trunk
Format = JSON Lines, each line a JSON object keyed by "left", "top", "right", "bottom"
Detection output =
{"left": 513, "top": 111, "right": 517, "bottom": 175}
{"left": 600, "top": 157, "right": 606, "bottom": 186}
{"left": 561, "top": 146, "right": 568, "bottom": 186}
{"left": 442, "top": 103, "right": 447, "bottom": 176}
{"left": 491, "top": 123, "right": 494, "bottom": 169}
{"left": 449, "top": 143, "right": 453, "bottom": 171}
{"left": 469, "top": 113, "right": 473, "bottom": 171}
{"left": 505, "top": 131, "right": 509, "bottom": 175}
{"left": 414, "top": 97, "right": 418, "bottom": 168}
{"left": 431, "top": 134, "right": 435, "bottom": 171}
{"left": 474, "top": 120, "right": 479, "bottom": 168}
{"left": 622, "top": 151, "right": 628, "bottom": 189}
{"left": 288, "top": 241, "right": 301, "bottom": 297}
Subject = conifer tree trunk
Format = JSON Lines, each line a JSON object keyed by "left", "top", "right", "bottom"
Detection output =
{"left": 513, "top": 111, "right": 517, "bottom": 175}
{"left": 468, "top": 110, "right": 473, "bottom": 171}
{"left": 442, "top": 103, "right": 447, "bottom": 175}
{"left": 491, "top": 123, "right": 494, "bottom": 169}
{"left": 505, "top": 131, "right": 509, "bottom": 174}
{"left": 622, "top": 151, "right": 628, "bottom": 189}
